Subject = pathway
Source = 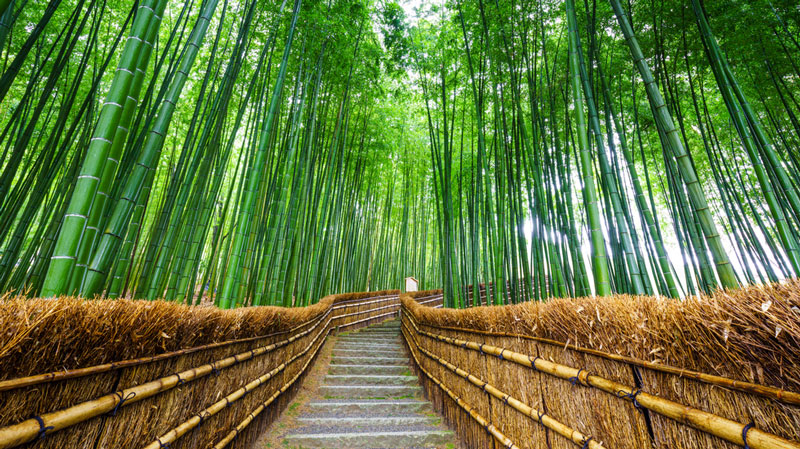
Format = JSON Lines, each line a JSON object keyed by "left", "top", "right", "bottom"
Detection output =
{"left": 260, "top": 319, "right": 456, "bottom": 448}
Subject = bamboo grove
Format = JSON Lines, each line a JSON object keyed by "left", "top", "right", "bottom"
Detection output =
{"left": 414, "top": 0, "right": 800, "bottom": 307}
{"left": 0, "top": 0, "right": 799, "bottom": 308}
{"left": 0, "top": 0, "right": 441, "bottom": 307}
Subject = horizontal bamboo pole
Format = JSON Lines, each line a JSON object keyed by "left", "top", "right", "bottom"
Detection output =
{"left": 403, "top": 310, "right": 800, "bottom": 449}
{"left": 402, "top": 320, "right": 603, "bottom": 448}
{"left": 332, "top": 303, "right": 400, "bottom": 323}
{"left": 143, "top": 320, "right": 330, "bottom": 449}
{"left": 403, "top": 324, "right": 519, "bottom": 449}
{"left": 332, "top": 290, "right": 399, "bottom": 304}
{"left": 406, "top": 304, "right": 800, "bottom": 406}
{"left": 0, "top": 312, "right": 332, "bottom": 449}
{"left": 332, "top": 294, "right": 398, "bottom": 308}
{"left": 335, "top": 309, "right": 399, "bottom": 331}
{"left": 417, "top": 296, "right": 443, "bottom": 306}
{"left": 0, "top": 290, "right": 395, "bottom": 393}
{"left": 0, "top": 308, "right": 330, "bottom": 393}
{"left": 210, "top": 324, "right": 330, "bottom": 449}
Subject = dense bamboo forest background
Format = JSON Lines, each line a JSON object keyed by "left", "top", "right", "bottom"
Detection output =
{"left": 0, "top": 0, "right": 798, "bottom": 308}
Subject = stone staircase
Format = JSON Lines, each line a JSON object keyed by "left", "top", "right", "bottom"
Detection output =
{"left": 282, "top": 320, "right": 455, "bottom": 448}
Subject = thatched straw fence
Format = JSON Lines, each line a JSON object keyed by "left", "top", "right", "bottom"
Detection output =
{"left": 0, "top": 289, "right": 400, "bottom": 449}
{"left": 401, "top": 282, "right": 800, "bottom": 449}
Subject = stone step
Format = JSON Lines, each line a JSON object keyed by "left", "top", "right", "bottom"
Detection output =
{"left": 284, "top": 430, "right": 454, "bottom": 448}
{"left": 334, "top": 343, "right": 404, "bottom": 350}
{"left": 320, "top": 384, "right": 421, "bottom": 398}
{"left": 296, "top": 416, "right": 437, "bottom": 426}
{"left": 337, "top": 337, "right": 401, "bottom": 342}
{"left": 337, "top": 337, "right": 401, "bottom": 343}
{"left": 342, "top": 332, "right": 400, "bottom": 338}
{"left": 328, "top": 364, "right": 410, "bottom": 375}
{"left": 306, "top": 399, "right": 431, "bottom": 414}
{"left": 275, "top": 319, "right": 456, "bottom": 449}
{"left": 358, "top": 330, "right": 400, "bottom": 334}
{"left": 331, "top": 356, "right": 407, "bottom": 365}
{"left": 333, "top": 348, "right": 405, "bottom": 357}
{"left": 324, "top": 374, "right": 418, "bottom": 386}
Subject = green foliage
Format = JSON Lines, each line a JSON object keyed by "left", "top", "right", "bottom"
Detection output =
{"left": 0, "top": 0, "right": 799, "bottom": 306}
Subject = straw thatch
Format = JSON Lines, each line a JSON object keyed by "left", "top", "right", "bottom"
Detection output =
{"left": 0, "top": 289, "right": 399, "bottom": 449}
{"left": 401, "top": 282, "right": 800, "bottom": 449}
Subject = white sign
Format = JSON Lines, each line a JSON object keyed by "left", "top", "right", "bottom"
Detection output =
{"left": 405, "top": 276, "right": 418, "bottom": 292}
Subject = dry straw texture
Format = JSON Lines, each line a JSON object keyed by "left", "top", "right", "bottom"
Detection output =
{"left": 0, "top": 289, "right": 399, "bottom": 449}
{"left": 402, "top": 281, "right": 800, "bottom": 449}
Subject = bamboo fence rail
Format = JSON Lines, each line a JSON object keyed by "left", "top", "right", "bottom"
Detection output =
{"left": 209, "top": 323, "right": 329, "bottom": 449}
{"left": 402, "top": 319, "right": 602, "bottom": 448}
{"left": 401, "top": 287, "right": 800, "bottom": 449}
{"left": 143, "top": 316, "right": 331, "bottom": 449}
{"left": 0, "top": 308, "right": 326, "bottom": 393}
{"left": 414, "top": 319, "right": 800, "bottom": 406}
{"left": 403, "top": 319, "right": 520, "bottom": 449}
{"left": 0, "top": 289, "right": 401, "bottom": 449}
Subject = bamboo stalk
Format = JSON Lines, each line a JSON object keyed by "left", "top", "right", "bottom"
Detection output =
{"left": 403, "top": 310, "right": 800, "bottom": 449}
{"left": 403, "top": 320, "right": 603, "bottom": 448}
